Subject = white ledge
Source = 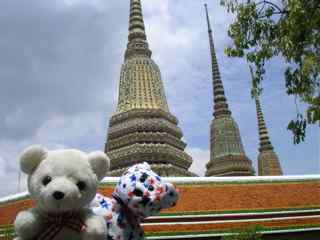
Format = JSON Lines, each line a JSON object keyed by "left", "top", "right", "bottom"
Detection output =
{"left": 0, "top": 191, "right": 29, "bottom": 204}
{"left": 146, "top": 227, "right": 320, "bottom": 239}
{"left": 101, "top": 174, "right": 320, "bottom": 184}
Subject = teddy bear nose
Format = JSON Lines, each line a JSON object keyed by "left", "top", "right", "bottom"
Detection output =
{"left": 53, "top": 191, "right": 65, "bottom": 200}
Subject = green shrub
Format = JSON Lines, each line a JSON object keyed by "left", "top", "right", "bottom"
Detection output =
{"left": 223, "top": 225, "right": 264, "bottom": 240}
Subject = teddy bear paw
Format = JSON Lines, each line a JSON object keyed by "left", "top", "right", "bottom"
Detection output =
{"left": 83, "top": 228, "right": 106, "bottom": 240}
{"left": 82, "top": 219, "right": 107, "bottom": 240}
{"left": 14, "top": 210, "right": 39, "bottom": 239}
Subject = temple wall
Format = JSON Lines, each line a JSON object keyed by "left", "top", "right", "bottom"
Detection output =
{"left": 1, "top": 176, "right": 319, "bottom": 239}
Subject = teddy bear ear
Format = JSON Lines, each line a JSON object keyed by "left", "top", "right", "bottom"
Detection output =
{"left": 88, "top": 151, "right": 110, "bottom": 181}
{"left": 20, "top": 145, "right": 48, "bottom": 175}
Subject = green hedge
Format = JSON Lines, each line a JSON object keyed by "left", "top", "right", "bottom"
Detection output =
{"left": 0, "top": 225, "right": 14, "bottom": 240}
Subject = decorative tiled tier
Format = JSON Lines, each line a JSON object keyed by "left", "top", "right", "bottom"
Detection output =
{"left": 106, "top": 109, "right": 194, "bottom": 176}
{"left": 258, "top": 150, "right": 283, "bottom": 176}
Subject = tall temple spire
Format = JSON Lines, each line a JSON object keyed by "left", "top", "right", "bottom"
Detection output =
{"left": 204, "top": 4, "right": 254, "bottom": 176}
{"left": 105, "top": 0, "right": 195, "bottom": 176}
{"left": 204, "top": 4, "right": 231, "bottom": 118}
{"left": 125, "top": 0, "right": 151, "bottom": 60}
{"left": 255, "top": 95, "right": 283, "bottom": 175}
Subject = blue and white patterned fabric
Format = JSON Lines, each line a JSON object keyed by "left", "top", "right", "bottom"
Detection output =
{"left": 90, "top": 162, "right": 179, "bottom": 240}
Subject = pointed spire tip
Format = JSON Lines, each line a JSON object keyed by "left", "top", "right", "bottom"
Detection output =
{"left": 125, "top": 0, "right": 152, "bottom": 59}
{"left": 205, "top": 1, "right": 231, "bottom": 117}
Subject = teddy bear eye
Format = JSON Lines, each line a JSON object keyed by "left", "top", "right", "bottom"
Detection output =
{"left": 42, "top": 176, "right": 52, "bottom": 186}
{"left": 77, "top": 181, "right": 86, "bottom": 191}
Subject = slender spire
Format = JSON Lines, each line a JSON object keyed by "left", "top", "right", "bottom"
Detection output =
{"left": 250, "top": 67, "right": 282, "bottom": 176}
{"left": 204, "top": 4, "right": 231, "bottom": 118}
{"left": 255, "top": 96, "right": 274, "bottom": 152}
{"left": 255, "top": 95, "right": 283, "bottom": 175}
{"left": 125, "top": 0, "right": 152, "bottom": 60}
{"left": 205, "top": 4, "right": 254, "bottom": 177}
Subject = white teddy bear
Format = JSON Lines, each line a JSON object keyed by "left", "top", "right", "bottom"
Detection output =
{"left": 90, "top": 162, "right": 179, "bottom": 240}
{"left": 14, "top": 145, "right": 110, "bottom": 240}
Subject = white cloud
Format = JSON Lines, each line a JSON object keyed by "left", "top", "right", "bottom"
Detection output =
{"left": 0, "top": 152, "right": 20, "bottom": 196}
{"left": 187, "top": 148, "right": 210, "bottom": 176}
{"left": 35, "top": 113, "right": 102, "bottom": 143}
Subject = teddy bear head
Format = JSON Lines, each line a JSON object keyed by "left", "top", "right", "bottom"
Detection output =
{"left": 113, "top": 162, "right": 179, "bottom": 220}
{"left": 20, "top": 145, "right": 110, "bottom": 213}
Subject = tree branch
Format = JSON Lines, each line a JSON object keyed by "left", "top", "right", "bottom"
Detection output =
{"left": 257, "top": 11, "right": 286, "bottom": 19}
{"left": 256, "top": 0, "right": 288, "bottom": 14}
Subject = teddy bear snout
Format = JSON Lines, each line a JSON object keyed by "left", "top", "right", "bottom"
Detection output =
{"left": 52, "top": 191, "right": 65, "bottom": 200}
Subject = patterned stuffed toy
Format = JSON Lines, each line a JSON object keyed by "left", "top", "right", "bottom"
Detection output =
{"left": 90, "top": 162, "right": 179, "bottom": 240}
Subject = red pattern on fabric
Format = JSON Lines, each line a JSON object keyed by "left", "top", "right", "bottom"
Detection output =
{"left": 156, "top": 187, "right": 163, "bottom": 194}
{"left": 149, "top": 179, "right": 155, "bottom": 185}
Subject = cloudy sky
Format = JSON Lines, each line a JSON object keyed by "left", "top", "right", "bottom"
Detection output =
{"left": 0, "top": 0, "right": 319, "bottom": 197}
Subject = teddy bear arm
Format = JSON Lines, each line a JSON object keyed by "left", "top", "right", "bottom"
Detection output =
{"left": 14, "top": 208, "right": 44, "bottom": 240}
{"left": 81, "top": 209, "right": 107, "bottom": 240}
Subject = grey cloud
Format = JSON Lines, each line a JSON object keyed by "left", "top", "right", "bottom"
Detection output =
{"left": 0, "top": 0, "right": 129, "bottom": 197}
{"left": 0, "top": 0, "right": 127, "bottom": 141}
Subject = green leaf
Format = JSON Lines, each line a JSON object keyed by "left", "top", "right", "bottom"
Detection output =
{"left": 220, "top": 0, "right": 320, "bottom": 143}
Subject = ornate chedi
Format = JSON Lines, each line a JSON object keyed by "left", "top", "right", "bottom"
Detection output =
{"left": 105, "top": 0, "right": 194, "bottom": 176}
{"left": 255, "top": 95, "right": 283, "bottom": 175}
{"left": 204, "top": 4, "right": 254, "bottom": 176}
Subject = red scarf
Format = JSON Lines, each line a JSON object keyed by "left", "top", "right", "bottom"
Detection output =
{"left": 37, "top": 212, "right": 86, "bottom": 240}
